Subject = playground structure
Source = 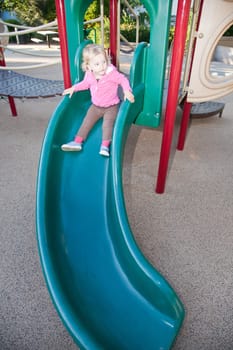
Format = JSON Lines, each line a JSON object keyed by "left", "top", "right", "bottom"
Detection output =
{"left": 0, "top": 0, "right": 137, "bottom": 117}
{"left": 36, "top": 0, "right": 184, "bottom": 349}
{"left": 156, "top": 0, "right": 233, "bottom": 193}
{"left": 33, "top": 0, "right": 232, "bottom": 348}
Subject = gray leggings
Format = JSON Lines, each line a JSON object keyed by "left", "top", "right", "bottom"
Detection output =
{"left": 76, "top": 104, "right": 119, "bottom": 141}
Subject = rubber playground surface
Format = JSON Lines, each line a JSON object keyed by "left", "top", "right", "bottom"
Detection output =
{"left": 1, "top": 44, "right": 233, "bottom": 349}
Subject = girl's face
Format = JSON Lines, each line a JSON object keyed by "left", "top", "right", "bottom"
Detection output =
{"left": 88, "top": 53, "right": 107, "bottom": 78}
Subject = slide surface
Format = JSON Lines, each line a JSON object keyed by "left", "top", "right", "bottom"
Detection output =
{"left": 36, "top": 45, "right": 184, "bottom": 350}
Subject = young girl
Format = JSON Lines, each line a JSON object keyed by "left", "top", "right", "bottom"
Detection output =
{"left": 61, "top": 44, "right": 134, "bottom": 156}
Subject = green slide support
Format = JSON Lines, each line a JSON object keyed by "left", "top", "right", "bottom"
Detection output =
{"left": 36, "top": 41, "right": 184, "bottom": 349}
{"left": 134, "top": 0, "right": 173, "bottom": 127}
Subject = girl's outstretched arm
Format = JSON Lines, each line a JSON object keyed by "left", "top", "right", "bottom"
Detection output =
{"left": 62, "top": 72, "right": 91, "bottom": 98}
{"left": 62, "top": 86, "right": 76, "bottom": 98}
{"left": 124, "top": 90, "right": 135, "bottom": 103}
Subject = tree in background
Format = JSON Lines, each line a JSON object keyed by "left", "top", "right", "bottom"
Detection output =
{"left": 35, "top": 0, "right": 56, "bottom": 23}
{"left": 0, "top": 0, "right": 56, "bottom": 25}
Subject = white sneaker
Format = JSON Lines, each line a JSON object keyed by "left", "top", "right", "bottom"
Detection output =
{"left": 61, "top": 141, "right": 83, "bottom": 152}
{"left": 99, "top": 145, "right": 110, "bottom": 157}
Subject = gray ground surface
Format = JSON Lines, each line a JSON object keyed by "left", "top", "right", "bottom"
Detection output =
{"left": 1, "top": 44, "right": 233, "bottom": 349}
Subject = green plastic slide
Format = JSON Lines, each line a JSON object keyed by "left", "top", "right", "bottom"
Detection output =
{"left": 36, "top": 42, "right": 184, "bottom": 349}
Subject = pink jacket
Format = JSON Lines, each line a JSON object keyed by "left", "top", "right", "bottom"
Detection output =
{"left": 73, "top": 65, "right": 132, "bottom": 108}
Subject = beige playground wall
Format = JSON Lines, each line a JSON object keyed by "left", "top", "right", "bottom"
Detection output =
{"left": 187, "top": 0, "right": 233, "bottom": 103}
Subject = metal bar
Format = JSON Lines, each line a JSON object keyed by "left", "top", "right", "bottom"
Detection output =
{"left": 84, "top": 17, "right": 102, "bottom": 25}
{"left": 120, "top": 33, "right": 135, "bottom": 49}
{"left": 100, "top": 0, "right": 104, "bottom": 46}
{"left": 177, "top": 0, "right": 205, "bottom": 150}
{"left": 122, "top": 0, "right": 139, "bottom": 44}
{"left": 8, "top": 96, "right": 17, "bottom": 116}
{"left": 55, "top": 0, "right": 71, "bottom": 89}
{"left": 155, "top": 0, "right": 192, "bottom": 194}
{"left": 109, "top": 0, "right": 118, "bottom": 66}
{"left": 0, "top": 47, "right": 17, "bottom": 116}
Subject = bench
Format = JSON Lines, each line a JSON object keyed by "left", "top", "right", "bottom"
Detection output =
{"left": 31, "top": 38, "right": 44, "bottom": 44}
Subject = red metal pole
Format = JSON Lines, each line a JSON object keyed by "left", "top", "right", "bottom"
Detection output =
{"left": 8, "top": 96, "right": 17, "bottom": 116}
{"left": 176, "top": 101, "right": 192, "bottom": 150}
{"left": 55, "top": 0, "right": 71, "bottom": 88}
{"left": 109, "top": 0, "right": 118, "bottom": 66}
{"left": 0, "top": 47, "right": 17, "bottom": 116}
{"left": 177, "top": 0, "right": 205, "bottom": 150}
{"left": 155, "top": 0, "right": 192, "bottom": 194}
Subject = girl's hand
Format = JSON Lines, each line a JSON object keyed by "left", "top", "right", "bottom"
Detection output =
{"left": 62, "top": 86, "right": 75, "bottom": 98}
{"left": 124, "top": 90, "right": 135, "bottom": 103}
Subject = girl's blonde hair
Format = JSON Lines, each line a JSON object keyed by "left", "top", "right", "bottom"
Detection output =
{"left": 81, "top": 44, "right": 110, "bottom": 72}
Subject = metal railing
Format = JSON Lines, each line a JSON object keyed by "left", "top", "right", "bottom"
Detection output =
{"left": 119, "top": 0, "right": 139, "bottom": 48}
{"left": 84, "top": 0, "right": 104, "bottom": 45}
